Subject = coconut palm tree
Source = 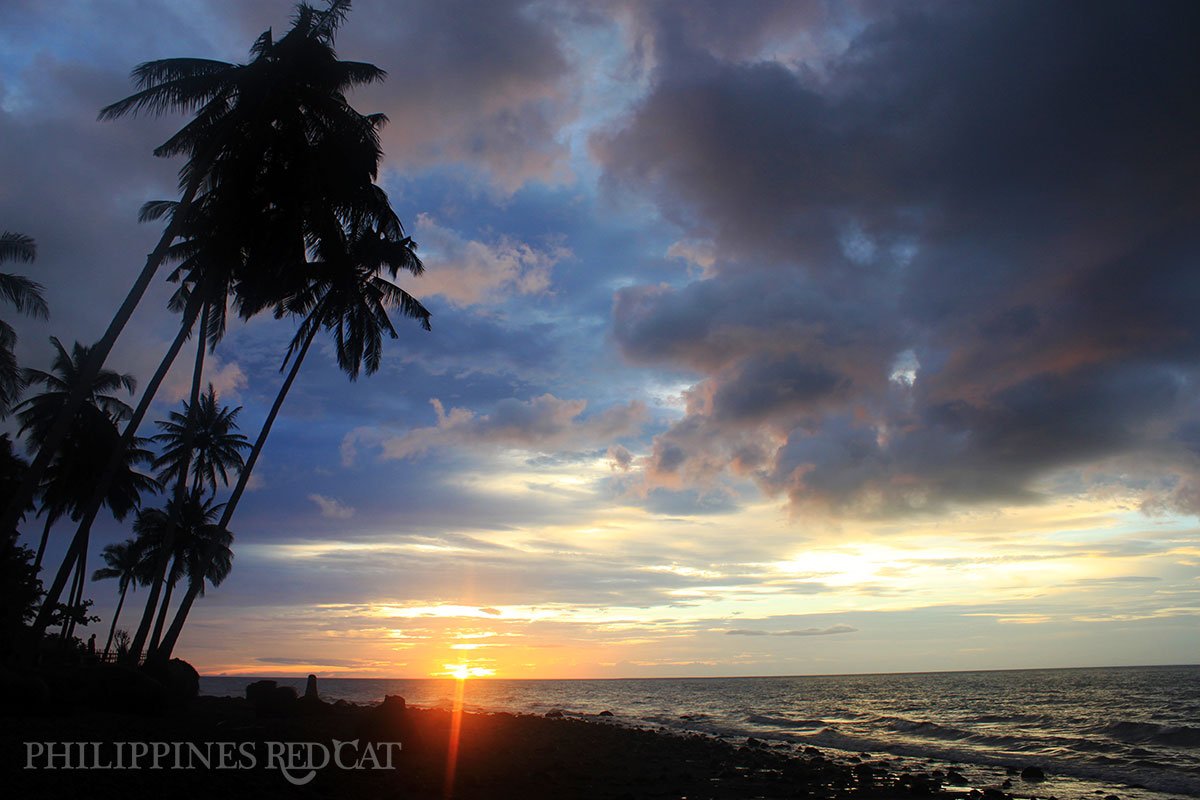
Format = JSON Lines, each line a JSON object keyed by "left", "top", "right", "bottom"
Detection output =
{"left": 131, "top": 492, "right": 217, "bottom": 657}
{"left": 14, "top": 338, "right": 137, "bottom": 568}
{"left": 215, "top": 215, "right": 429, "bottom": 537}
{"left": 0, "top": 0, "right": 387, "bottom": 542}
{"left": 20, "top": 342, "right": 158, "bottom": 636}
{"left": 151, "top": 503, "right": 233, "bottom": 663}
{"left": 128, "top": 389, "right": 247, "bottom": 656}
{"left": 92, "top": 538, "right": 142, "bottom": 658}
{"left": 0, "top": 232, "right": 48, "bottom": 419}
{"left": 152, "top": 386, "right": 249, "bottom": 497}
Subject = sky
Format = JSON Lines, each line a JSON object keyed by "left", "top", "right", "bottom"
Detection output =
{"left": 1, "top": 0, "right": 1198, "bottom": 679}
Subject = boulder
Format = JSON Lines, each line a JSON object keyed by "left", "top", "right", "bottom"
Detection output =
{"left": 163, "top": 658, "right": 199, "bottom": 705}
{"left": 359, "top": 695, "right": 413, "bottom": 743}
{"left": 597, "top": 710, "right": 614, "bottom": 717}
{"left": 1021, "top": 766, "right": 1047, "bottom": 783}
{"left": 245, "top": 680, "right": 297, "bottom": 718}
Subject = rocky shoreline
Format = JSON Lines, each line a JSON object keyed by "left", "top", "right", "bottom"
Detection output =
{"left": 0, "top": 673, "right": 1074, "bottom": 800}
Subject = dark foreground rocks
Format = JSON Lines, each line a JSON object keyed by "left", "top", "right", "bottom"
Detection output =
{"left": 2, "top": 693, "right": 1040, "bottom": 800}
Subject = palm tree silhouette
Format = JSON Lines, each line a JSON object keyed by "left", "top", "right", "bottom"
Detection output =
{"left": 19, "top": 341, "right": 158, "bottom": 635}
{"left": 132, "top": 493, "right": 216, "bottom": 657}
{"left": 15, "top": 338, "right": 136, "bottom": 569}
{"left": 0, "top": 0, "right": 386, "bottom": 543}
{"left": 130, "top": 388, "right": 247, "bottom": 657}
{"left": 215, "top": 217, "right": 429, "bottom": 540}
{"left": 152, "top": 385, "right": 249, "bottom": 496}
{"left": 154, "top": 500, "right": 233, "bottom": 662}
{"left": 0, "top": 232, "right": 49, "bottom": 418}
{"left": 92, "top": 538, "right": 142, "bottom": 658}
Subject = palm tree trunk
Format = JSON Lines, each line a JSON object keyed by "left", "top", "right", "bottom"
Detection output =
{"left": 61, "top": 556, "right": 83, "bottom": 640}
{"left": 131, "top": 300, "right": 209, "bottom": 660}
{"left": 218, "top": 323, "right": 318, "bottom": 532}
{"left": 103, "top": 583, "right": 129, "bottom": 658}
{"left": 65, "top": 545, "right": 88, "bottom": 641}
{"left": 155, "top": 325, "right": 318, "bottom": 665}
{"left": 155, "top": 575, "right": 202, "bottom": 662}
{"left": 0, "top": 185, "right": 198, "bottom": 539}
{"left": 33, "top": 514, "right": 53, "bottom": 573}
{"left": 32, "top": 292, "right": 203, "bottom": 640}
{"left": 148, "top": 568, "right": 176, "bottom": 654}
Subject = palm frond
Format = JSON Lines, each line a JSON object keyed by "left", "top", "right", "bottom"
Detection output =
{"left": 0, "top": 232, "right": 36, "bottom": 264}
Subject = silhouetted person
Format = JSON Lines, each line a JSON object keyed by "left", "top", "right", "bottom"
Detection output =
{"left": 87, "top": 634, "right": 96, "bottom": 655}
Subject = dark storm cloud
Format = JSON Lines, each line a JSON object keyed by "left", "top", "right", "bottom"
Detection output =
{"left": 597, "top": 0, "right": 1200, "bottom": 515}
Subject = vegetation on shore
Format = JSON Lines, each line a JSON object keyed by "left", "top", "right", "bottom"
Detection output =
{"left": 0, "top": 0, "right": 429, "bottom": 672}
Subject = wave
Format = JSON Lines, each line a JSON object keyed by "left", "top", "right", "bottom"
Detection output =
{"left": 1095, "top": 721, "right": 1200, "bottom": 748}
{"left": 746, "top": 714, "right": 828, "bottom": 729}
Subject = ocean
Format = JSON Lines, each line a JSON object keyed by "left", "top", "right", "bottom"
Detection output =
{"left": 201, "top": 664, "right": 1199, "bottom": 799}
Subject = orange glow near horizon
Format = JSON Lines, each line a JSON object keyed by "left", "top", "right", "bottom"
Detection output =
{"left": 442, "top": 674, "right": 467, "bottom": 800}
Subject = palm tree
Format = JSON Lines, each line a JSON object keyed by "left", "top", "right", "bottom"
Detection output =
{"left": 216, "top": 216, "right": 429, "bottom": 537}
{"left": 0, "top": 0, "right": 387, "bottom": 542}
{"left": 0, "top": 232, "right": 49, "bottom": 419}
{"left": 128, "top": 389, "right": 247, "bottom": 656}
{"left": 131, "top": 493, "right": 216, "bottom": 657}
{"left": 92, "top": 539, "right": 141, "bottom": 658}
{"left": 19, "top": 341, "right": 158, "bottom": 636}
{"left": 153, "top": 385, "right": 249, "bottom": 496}
{"left": 14, "top": 338, "right": 136, "bottom": 569}
{"left": 152, "top": 503, "right": 233, "bottom": 663}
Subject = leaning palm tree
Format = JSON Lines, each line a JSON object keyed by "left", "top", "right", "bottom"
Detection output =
{"left": 0, "top": 0, "right": 387, "bottom": 542}
{"left": 129, "top": 392, "right": 247, "bottom": 657}
{"left": 92, "top": 538, "right": 142, "bottom": 658}
{"left": 215, "top": 215, "right": 429, "bottom": 537}
{"left": 0, "top": 231, "right": 49, "bottom": 418}
{"left": 151, "top": 504, "right": 233, "bottom": 663}
{"left": 131, "top": 493, "right": 216, "bottom": 657}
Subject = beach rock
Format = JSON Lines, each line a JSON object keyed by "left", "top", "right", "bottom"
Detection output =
{"left": 359, "top": 695, "right": 415, "bottom": 745}
{"left": 1003, "top": 779, "right": 1013, "bottom": 788}
{"left": 597, "top": 710, "right": 614, "bottom": 717}
{"left": 1021, "top": 766, "right": 1047, "bottom": 783}
{"left": 297, "top": 673, "right": 329, "bottom": 715}
{"left": 163, "top": 658, "right": 199, "bottom": 704}
{"left": 947, "top": 769, "right": 968, "bottom": 784}
{"left": 246, "top": 680, "right": 297, "bottom": 718}
{"left": 983, "top": 788, "right": 1007, "bottom": 800}
{"left": 745, "top": 737, "right": 766, "bottom": 748}
{"left": 245, "top": 679, "right": 278, "bottom": 704}
{"left": 545, "top": 709, "right": 565, "bottom": 718}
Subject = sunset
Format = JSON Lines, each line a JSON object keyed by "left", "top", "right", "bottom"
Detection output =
{"left": 1, "top": 1, "right": 1197, "bottom": 798}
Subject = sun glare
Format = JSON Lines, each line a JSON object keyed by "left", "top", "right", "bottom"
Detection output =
{"left": 441, "top": 663, "right": 495, "bottom": 680}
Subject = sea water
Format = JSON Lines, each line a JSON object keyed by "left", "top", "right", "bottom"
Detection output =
{"left": 202, "top": 664, "right": 1199, "bottom": 799}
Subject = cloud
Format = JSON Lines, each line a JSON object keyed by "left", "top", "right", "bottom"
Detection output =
{"left": 596, "top": 1, "right": 1200, "bottom": 516}
{"left": 369, "top": 394, "right": 647, "bottom": 460}
{"left": 412, "top": 214, "right": 569, "bottom": 307}
{"left": 346, "top": 0, "right": 578, "bottom": 192}
{"left": 256, "top": 656, "right": 365, "bottom": 667}
{"left": 308, "top": 494, "right": 355, "bottom": 520}
{"left": 726, "top": 624, "right": 856, "bottom": 637}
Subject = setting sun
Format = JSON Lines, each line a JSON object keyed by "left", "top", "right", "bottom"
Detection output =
{"left": 440, "top": 664, "right": 495, "bottom": 680}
